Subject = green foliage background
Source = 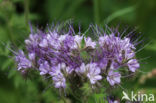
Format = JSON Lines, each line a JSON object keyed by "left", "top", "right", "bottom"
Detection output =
{"left": 0, "top": 0, "right": 156, "bottom": 103}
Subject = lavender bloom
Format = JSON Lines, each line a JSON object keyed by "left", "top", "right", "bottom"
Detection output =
{"left": 39, "top": 61, "right": 50, "bottom": 75}
{"left": 46, "top": 31, "right": 61, "bottom": 49}
{"left": 71, "top": 35, "right": 83, "bottom": 49}
{"left": 62, "top": 34, "right": 74, "bottom": 50}
{"left": 98, "top": 34, "right": 137, "bottom": 71}
{"left": 50, "top": 63, "right": 65, "bottom": 76}
{"left": 76, "top": 63, "right": 86, "bottom": 74}
{"left": 77, "top": 63, "right": 102, "bottom": 84}
{"left": 98, "top": 58, "right": 108, "bottom": 70}
{"left": 25, "top": 34, "right": 40, "bottom": 46}
{"left": 85, "top": 37, "right": 96, "bottom": 48}
{"left": 127, "top": 59, "right": 140, "bottom": 72}
{"left": 13, "top": 24, "right": 142, "bottom": 100}
{"left": 52, "top": 73, "right": 66, "bottom": 88}
{"left": 50, "top": 58, "right": 59, "bottom": 66}
{"left": 108, "top": 99, "right": 119, "bottom": 103}
{"left": 87, "top": 63, "right": 102, "bottom": 84}
{"left": 53, "top": 74, "right": 66, "bottom": 88}
{"left": 58, "top": 34, "right": 69, "bottom": 42}
{"left": 50, "top": 63, "right": 66, "bottom": 88}
{"left": 28, "top": 52, "right": 35, "bottom": 61}
{"left": 15, "top": 50, "right": 32, "bottom": 71}
{"left": 64, "top": 66, "right": 73, "bottom": 75}
{"left": 39, "top": 38, "right": 48, "bottom": 48}
{"left": 50, "top": 63, "right": 73, "bottom": 88}
{"left": 107, "top": 70, "right": 121, "bottom": 86}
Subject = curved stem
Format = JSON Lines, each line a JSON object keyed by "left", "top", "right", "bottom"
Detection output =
{"left": 24, "top": 0, "right": 29, "bottom": 26}
{"left": 82, "top": 96, "right": 88, "bottom": 103}
{"left": 93, "top": 0, "right": 100, "bottom": 25}
{"left": 61, "top": 96, "right": 67, "bottom": 103}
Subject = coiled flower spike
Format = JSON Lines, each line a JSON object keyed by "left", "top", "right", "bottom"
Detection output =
{"left": 14, "top": 23, "right": 143, "bottom": 103}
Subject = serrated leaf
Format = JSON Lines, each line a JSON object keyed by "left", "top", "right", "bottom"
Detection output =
{"left": 81, "top": 83, "right": 92, "bottom": 96}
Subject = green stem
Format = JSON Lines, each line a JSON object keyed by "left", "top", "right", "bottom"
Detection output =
{"left": 6, "top": 17, "right": 16, "bottom": 46}
{"left": 104, "top": 6, "right": 135, "bottom": 24}
{"left": 61, "top": 96, "right": 67, "bottom": 103}
{"left": 82, "top": 96, "right": 88, "bottom": 103}
{"left": 24, "top": 0, "right": 29, "bottom": 26}
{"left": 93, "top": 0, "right": 100, "bottom": 25}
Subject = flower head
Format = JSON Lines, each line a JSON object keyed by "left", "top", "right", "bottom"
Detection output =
{"left": 13, "top": 24, "right": 142, "bottom": 97}
{"left": 97, "top": 34, "right": 137, "bottom": 71}
{"left": 71, "top": 35, "right": 83, "bottom": 49}
{"left": 86, "top": 63, "right": 102, "bottom": 84}
{"left": 39, "top": 61, "right": 50, "bottom": 75}
{"left": 15, "top": 50, "right": 32, "bottom": 71}
{"left": 50, "top": 63, "right": 66, "bottom": 88}
{"left": 108, "top": 99, "right": 119, "bottom": 103}
{"left": 107, "top": 70, "right": 121, "bottom": 86}
{"left": 85, "top": 37, "right": 96, "bottom": 48}
{"left": 52, "top": 73, "right": 66, "bottom": 88}
{"left": 127, "top": 59, "right": 140, "bottom": 72}
{"left": 77, "top": 63, "right": 102, "bottom": 84}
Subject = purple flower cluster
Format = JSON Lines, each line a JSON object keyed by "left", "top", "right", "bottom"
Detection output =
{"left": 15, "top": 25, "right": 140, "bottom": 90}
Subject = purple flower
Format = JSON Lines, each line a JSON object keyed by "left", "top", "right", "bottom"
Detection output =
{"left": 64, "top": 66, "right": 73, "bottom": 75}
{"left": 46, "top": 31, "right": 61, "bottom": 49}
{"left": 127, "top": 59, "right": 140, "bottom": 72}
{"left": 50, "top": 63, "right": 66, "bottom": 88}
{"left": 71, "top": 35, "right": 83, "bottom": 49}
{"left": 39, "top": 61, "right": 50, "bottom": 75}
{"left": 62, "top": 34, "right": 74, "bottom": 50}
{"left": 98, "top": 58, "right": 108, "bottom": 70}
{"left": 76, "top": 63, "right": 86, "bottom": 74}
{"left": 58, "top": 34, "right": 69, "bottom": 42}
{"left": 25, "top": 34, "right": 40, "bottom": 46}
{"left": 28, "top": 52, "right": 35, "bottom": 61}
{"left": 108, "top": 99, "right": 119, "bottom": 103}
{"left": 87, "top": 63, "right": 102, "bottom": 84}
{"left": 77, "top": 63, "right": 102, "bottom": 84}
{"left": 39, "top": 38, "right": 48, "bottom": 48}
{"left": 50, "top": 58, "right": 58, "bottom": 66}
{"left": 50, "top": 63, "right": 73, "bottom": 88}
{"left": 85, "top": 37, "right": 96, "bottom": 48}
{"left": 52, "top": 73, "right": 66, "bottom": 88}
{"left": 107, "top": 70, "right": 121, "bottom": 86}
{"left": 50, "top": 63, "right": 64, "bottom": 76}
{"left": 98, "top": 34, "right": 137, "bottom": 71}
{"left": 15, "top": 50, "right": 32, "bottom": 71}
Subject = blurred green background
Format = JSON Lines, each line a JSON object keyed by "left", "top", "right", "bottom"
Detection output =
{"left": 0, "top": 0, "right": 156, "bottom": 103}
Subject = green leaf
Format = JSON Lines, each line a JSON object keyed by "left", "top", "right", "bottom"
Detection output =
{"left": 2, "top": 59, "right": 13, "bottom": 70}
{"left": 80, "top": 83, "right": 92, "bottom": 96}
{"left": 145, "top": 41, "right": 156, "bottom": 51}
{"left": 63, "top": 0, "right": 86, "bottom": 18}
{"left": 104, "top": 6, "right": 136, "bottom": 24}
{"left": 8, "top": 69, "right": 16, "bottom": 78}
{"left": 93, "top": 93, "right": 107, "bottom": 103}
